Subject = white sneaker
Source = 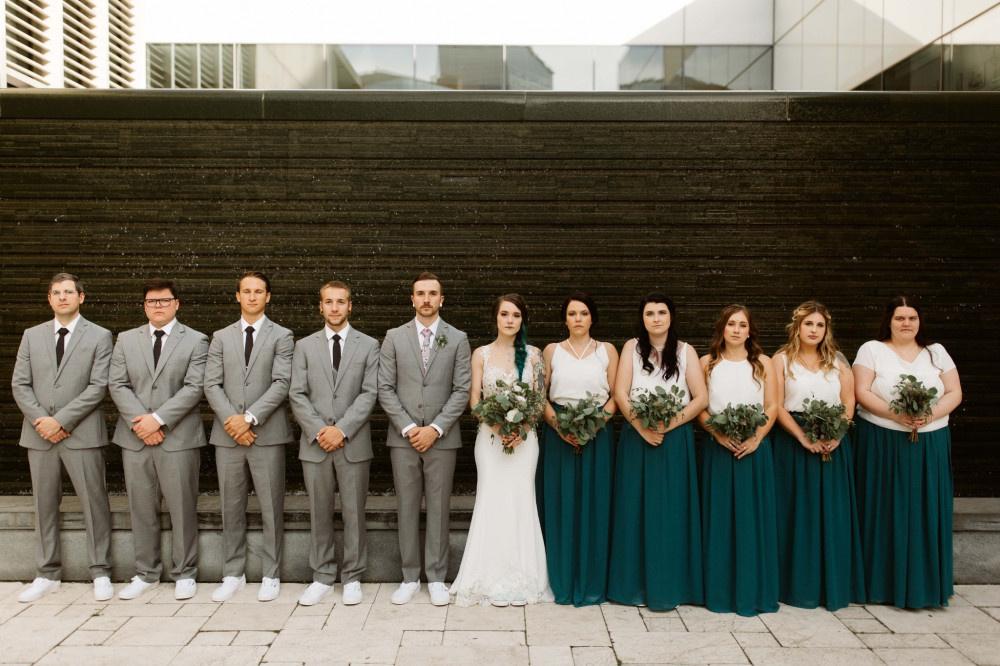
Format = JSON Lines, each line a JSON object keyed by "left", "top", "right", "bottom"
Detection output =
{"left": 93, "top": 576, "right": 113, "bottom": 602}
{"left": 174, "top": 579, "right": 197, "bottom": 600}
{"left": 17, "top": 577, "right": 60, "bottom": 603}
{"left": 258, "top": 577, "right": 280, "bottom": 602}
{"left": 342, "top": 581, "right": 363, "bottom": 605}
{"left": 298, "top": 581, "right": 332, "bottom": 606}
{"left": 428, "top": 581, "right": 450, "bottom": 606}
{"left": 211, "top": 575, "right": 245, "bottom": 602}
{"left": 118, "top": 576, "right": 158, "bottom": 600}
{"left": 489, "top": 597, "right": 510, "bottom": 607}
{"left": 391, "top": 581, "right": 421, "bottom": 605}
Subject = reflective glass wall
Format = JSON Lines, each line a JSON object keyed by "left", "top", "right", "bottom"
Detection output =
{"left": 147, "top": 43, "right": 774, "bottom": 91}
{"left": 774, "top": 0, "right": 1000, "bottom": 90}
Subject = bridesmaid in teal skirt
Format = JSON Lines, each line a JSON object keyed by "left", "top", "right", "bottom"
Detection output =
{"left": 538, "top": 292, "right": 619, "bottom": 606}
{"left": 607, "top": 293, "right": 708, "bottom": 610}
{"left": 853, "top": 295, "right": 963, "bottom": 608}
{"left": 772, "top": 301, "right": 865, "bottom": 610}
{"left": 697, "top": 304, "right": 779, "bottom": 616}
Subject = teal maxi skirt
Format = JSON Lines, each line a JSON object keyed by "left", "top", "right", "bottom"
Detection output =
{"left": 538, "top": 415, "right": 614, "bottom": 606}
{"left": 699, "top": 432, "right": 779, "bottom": 616}
{"left": 855, "top": 418, "right": 953, "bottom": 608}
{"left": 608, "top": 423, "right": 704, "bottom": 610}
{"left": 772, "top": 427, "right": 866, "bottom": 610}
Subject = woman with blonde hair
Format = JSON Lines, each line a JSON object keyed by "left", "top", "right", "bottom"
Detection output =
{"left": 772, "top": 301, "right": 865, "bottom": 610}
{"left": 697, "top": 305, "right": 779, "bottom": 616}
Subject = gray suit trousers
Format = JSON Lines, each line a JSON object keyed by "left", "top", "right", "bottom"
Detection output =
{"left": 28, "top": 446, "right": 112, "bottom": 581}
{"left": 390, "top": 445, "right": 457, "bottom": 583}
{"left": 302, "top": 450, "right": 369, "bottom": 585}
{"left": 216, "top": 444, "right": 285, "bottom": 579}
{"left": 122, "top": 446, "right": 200, "bottom": 582}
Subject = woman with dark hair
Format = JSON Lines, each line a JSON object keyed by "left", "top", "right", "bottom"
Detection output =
{"left": 772, "top": 301, "right": 865, "bottom": 610}
{"left": 451, "top": 294, "right": 553, "bottom": 606}
{"left": 697, "top": 304, "right": 779, "bottom": 616}
{"left": 853, "top": 295, "right": 962, "bottom": 608}
{"left": 538, "top": 291, "right": 619, "bottom": 606}
{"left": 607, "top": 293, "right": 707, "bottom": 610}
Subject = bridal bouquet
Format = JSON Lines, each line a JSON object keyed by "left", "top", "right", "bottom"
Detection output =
{"left": 554, "top": 393, "right": 611, "bottom": 453}
{"left": 706, "top": 402, "right": 768, "bottom": 446}
{"left": 629, "top": 385, "right": 687, "bottom": 432}
{"left": 797, "top": 398, "right": 853, "bottom": 462}
{"left": 472, "top": 379, "right": 545, "bottom": 455}
{"left": 889, "top": 374, "right": 939, "bottom": 442}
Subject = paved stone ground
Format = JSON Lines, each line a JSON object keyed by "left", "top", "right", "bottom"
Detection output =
{"left": 2, "top": 582, "right": 1000, "bottom": 665}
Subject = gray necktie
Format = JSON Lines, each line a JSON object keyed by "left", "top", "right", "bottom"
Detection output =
{"left": 420, "top": 328, "right": 432, "bottom": 373}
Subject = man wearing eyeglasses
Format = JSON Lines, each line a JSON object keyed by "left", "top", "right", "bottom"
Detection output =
{"left": 12, "top": 273, "right": 115, "bottom": 603}
{"left": 109, "top": 278, "right": 208, "bottom": 601}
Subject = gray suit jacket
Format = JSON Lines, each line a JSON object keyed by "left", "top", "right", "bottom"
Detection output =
{"left": 12, "top": 317, "right": 113, "bottom": 450}
{"left": 109, "top": 321, "right": 209, "bottom": 452}
{"left": 377, "top": 319, "right": 471, "bottom": 450}
{"left": 289, "top": 326, "right": 380, "bottom": 464}
{"left": 204, "top": 318, "right": 294, "bottom": 447}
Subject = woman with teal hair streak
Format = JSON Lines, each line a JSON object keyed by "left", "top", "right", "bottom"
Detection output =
{"left": 538, "top": 291, "right": 619, "bottom": 606}
{"left": 607, "top": 293, "right": 707, "bottom": 610}
{"left": 853, "top": 295, "right": 962, "bottom": 608}
{"left": 772, "top": 301, "right": 865, "bottom": 610}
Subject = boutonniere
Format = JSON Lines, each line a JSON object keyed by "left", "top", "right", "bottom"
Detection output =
{"left": 435, "top": 334, "right": 448, "bottom": 349}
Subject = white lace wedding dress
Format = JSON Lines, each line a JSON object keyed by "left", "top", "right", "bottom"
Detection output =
{"left": 451, "top": 345, "right": 554, "bottom": 606}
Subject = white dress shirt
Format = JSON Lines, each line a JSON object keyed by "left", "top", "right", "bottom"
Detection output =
{"left": 326, "top": 322, "right": 351, "bottom": 364}
{"left": 402, "top": 317, "right": 443, "bottom": 438}
{"left": 53, "top": 314, "right": 81, "bottom": 345}
{"left": 149, "top": 318, "right": 177, "bottom": 426}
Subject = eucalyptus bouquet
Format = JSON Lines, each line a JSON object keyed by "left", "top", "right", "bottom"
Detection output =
{"left": 797, "top": 398, "right": 853, "bottom": 462}
{"left": 629, "top": 385, "right": 687, "bottom": 432}
{"left": 889, "top": 374, "right": 939, "bottom": 442}
{"left": 472, "top": 379, "right": 545, "bottom": 454}
{"left": 706, "top": 402, "right": 769, "bottom": 447}
{"left": 555, "top": 393, "right": 611, "bottom": 453}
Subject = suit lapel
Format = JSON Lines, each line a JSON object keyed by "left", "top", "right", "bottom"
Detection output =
{"left": 43, "top": 320, "right": 58, "bottom": 371}
{"left": 244, "top": 319, "right": 270, "bottom": 375}
{"left": 424, "top": 321, "right": 448, "bottom": 374}
{"left": 315, "top": 330, "right": 336, "bottom": 393}
{"left": 152, "top": 323, "right": 184, "bottom": 380}
{"left": 54, "top": 318, "right": 88, "bottom": 381}
{"left": 404, "top": 320, "right": 423, "bottom": 371}
{"left": 333, "top": 329, "right": 360, "bottom": 391}
{"left": 139, "top": 326, "right": 156, "bottom": 377}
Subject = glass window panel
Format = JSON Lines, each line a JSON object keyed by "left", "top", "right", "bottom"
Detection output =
{"left": 146, "top": 43, "right": 172, "bottom": 88}
{"left": 416, "top": 45, "right": 502, "bottom": 90}
{"left": 527, "top": 46, "right": 628, "bottom": 91}
{"left": 945, "top": 44, "right": 1000, "bottom": 89}
{"left": 222, "top": 44, "right": 234, "bottom": 88}
{"left": 774, "top": 22, "right": 803, "bottom": 89}
{"left": 775, "top": 0, "right": 825, "bottom": 40}
{"left": 838, "top": 0, "right": 885, "bottom": 89}
{"left": 617, "top": 46, "right": 683, "bottom": 90}
{"left": 173, "top": 44, "right": 197, "bottom": 89}
{"left": 335, "top": 45, "right": 415, "bottom": 89}
{"left": 199, "top": 44, "right": 220, "bottom": 88}
{"left": 505, "top": 46, "right": 553, "bottom": 90}
{"left": 249, "top": 44, "right": 328, "bottom": 89}
{"left": 882, "top": 41, "right": 943, "bottom": 89}
{"left": 802, "top": 0, "right": 837, "bottom": 89}
{"left": 944, "top": 0, "right": 998, "bottom": 34}
{"left": 682, "top": 45, "right": 770, "bottom": 89}
{"left": 883, "top": 0, "right": 943, "bottom": 71}
{"left": 949, "top": 2, "right": 1000, "bottom": 43}
{"left": 239, "top": 45, "right": 255, "bottom": 89}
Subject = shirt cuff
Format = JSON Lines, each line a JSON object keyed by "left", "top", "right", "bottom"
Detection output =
{"left": 401, "top": 423, "right": 417, "bottom": 436}
{"left": 430, "top": 424, "right": 443, "bottom": 437}
{"left": 245, "top": 411, "right": 259, "bottom": 426}
{"left": 151, "top": 413, "right": 165, "bottom": 427}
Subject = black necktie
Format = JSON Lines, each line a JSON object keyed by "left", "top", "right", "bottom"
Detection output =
{"left": 331, "top": 333, "right": 341, "bottom": 372}
{"left": 153, "top": 330, "right": 165, "bottom": 368}
{"left": 56, "top": 328, "right": 69, "bottom": 366}
{"left": 245, "top": 325, "right": 255, "bottom": 366}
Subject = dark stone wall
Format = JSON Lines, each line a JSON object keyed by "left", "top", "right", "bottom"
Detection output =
{"left": 1, "top": 90, "right": 998, "bottom": 495}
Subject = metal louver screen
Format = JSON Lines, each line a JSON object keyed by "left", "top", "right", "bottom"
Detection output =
{"left": 107, "top": 0, "right": 133, "bottom": 87}
{"left": 5, "top": 0, "right": 49, "bottom": 87}
{"left": 62, "top": 0, "right": 96, "bottom": 88}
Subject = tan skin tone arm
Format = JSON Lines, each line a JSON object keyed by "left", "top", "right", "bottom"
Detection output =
{"left": 542, "top": 342, "right": 619, "bottom": 449}
{"left": 854, "top": 364, "right": 962, "bottom": 429}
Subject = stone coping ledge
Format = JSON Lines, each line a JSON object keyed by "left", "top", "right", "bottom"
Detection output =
{"left": 0, "top": 495, "right": 993, "bottom": 531}
{"left": 1, "top": 90, "right": 999, "bottom": 122}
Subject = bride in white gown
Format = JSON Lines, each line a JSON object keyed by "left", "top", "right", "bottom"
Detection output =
{"left": 451, "top": 294, "right": 554, "bottom": 607}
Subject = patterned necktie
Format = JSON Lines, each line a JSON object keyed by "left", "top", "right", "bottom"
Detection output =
{"left": 56, "top": 328, "right": 69, "bottom": 367}
{"left": 153, "top": 330, "right": 165, "bottom": 368}
{"left": 420, "top": 327, "right": 432, "bottom": 373}
{"left": 244, "top": 326, "right": 255, "bottom": 366}
{"left": 331, "top": 333, "right": 342, "bottom": 372}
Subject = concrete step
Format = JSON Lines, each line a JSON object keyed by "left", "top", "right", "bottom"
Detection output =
{"left": 1, "top": 495, "right": 997, "bottom": 583}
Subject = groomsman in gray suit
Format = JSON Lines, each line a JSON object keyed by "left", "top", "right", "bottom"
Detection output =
{"left": 289, "top": 280, "right": 380, "bottom": 606}
{"left": 204, "top": 271, "right": 294, "bottom": 602}
{"left": 12, "top": 273, "right": 114, "bottom": 603}
{"left": 378, "top": 272, "right": 471, "bottom": 606}
{"left": 109, "top": 278, "right": 209, "bottom": 601}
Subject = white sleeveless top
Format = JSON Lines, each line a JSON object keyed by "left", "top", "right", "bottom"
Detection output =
{"left": 548, "top": 343, "right": 611, "bottom": 407}
{"left": 629, "top": 340, "right": 690, "bottom": 406}
{"left": 853, "top": 340, "right": 955, "bottom": 433}
{"left": 708, "top": 358, "right": 764, "bottom": 415}
{"left": 783, "top": 357, "right": 842, "bottom": 412}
